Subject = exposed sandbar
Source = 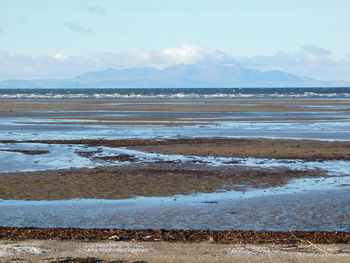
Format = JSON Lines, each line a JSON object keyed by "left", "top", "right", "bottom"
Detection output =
{"left": 0, "top": 163, "right": 323, "bottom": 200}
{"left": 132, "top": 138, "right": 350, "bottom": 160}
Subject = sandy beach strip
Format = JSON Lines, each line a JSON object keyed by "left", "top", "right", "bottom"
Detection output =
{"left": 1, "top": 238, "right": 349, "bottom": 263}
{"left": 0, "top": 228, "right": 349, "bottom": 262}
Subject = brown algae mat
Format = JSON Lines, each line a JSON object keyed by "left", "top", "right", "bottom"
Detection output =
{"left": 0, "top": 227, "right": 349, "bottom": 244}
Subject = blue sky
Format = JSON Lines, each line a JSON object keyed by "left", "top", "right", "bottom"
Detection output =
{"left": 1, "top": 0, "right": 350, "bottom": 80}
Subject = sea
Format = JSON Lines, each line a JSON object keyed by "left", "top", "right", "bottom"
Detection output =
{"left": 1, "top": 87, "right": 350, "bottom": 99}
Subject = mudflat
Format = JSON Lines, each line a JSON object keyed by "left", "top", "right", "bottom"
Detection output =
{"left": 0, "top": 162, "right": 323, "bottom": 200}
{"left": 132, "top": 138, "right": 350, "bottom": 160}
{"left": 1, "top": 137, "right": 349, "bottom": 200}
{"left": 1, "top": 98, "right": 349, "bottom": 127}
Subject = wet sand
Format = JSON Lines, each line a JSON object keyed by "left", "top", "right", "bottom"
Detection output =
{"left": 0, "top": 137, "right": 349, "bottom": 200}
{"left": 2, "top": 98, "right": 350, "bottom": 141}
{"left": 16, "top": 121, "right": 212, "bottom": 127}
{"left": 132, "top": 138, "right": 350, "bottom": 160}
{"left": 0, "top": 163, "right": 324, "bottom": 200}
{"left": 1, "top": 99, "right": 350, "bottom": 126}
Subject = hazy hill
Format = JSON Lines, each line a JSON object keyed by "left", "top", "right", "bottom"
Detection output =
{"left": 0, "top": 64, "right": 331, "bottom": 88}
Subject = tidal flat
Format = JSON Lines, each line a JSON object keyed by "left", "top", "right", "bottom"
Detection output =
{"left": 0, "top": 96, "right": 349, "bottom": 254}
{"left": 1, "top": 98, "right": 350, "bottom": 140}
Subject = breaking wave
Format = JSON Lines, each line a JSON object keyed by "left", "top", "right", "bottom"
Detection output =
{"left": 1, "top": 88, "right": 350, "bottom": 99}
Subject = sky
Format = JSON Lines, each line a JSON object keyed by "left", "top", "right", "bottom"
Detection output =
{"left": 0, "top": 0, "right": 350, "bottom": 80}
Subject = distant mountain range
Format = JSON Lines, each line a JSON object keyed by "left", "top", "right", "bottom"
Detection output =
{"left": 0, "top": 64, "right": 348, "bottom": 88}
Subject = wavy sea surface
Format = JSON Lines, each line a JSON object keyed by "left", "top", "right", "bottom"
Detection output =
{"left": 1, "top": 87, "right": 350, "bottom": 99}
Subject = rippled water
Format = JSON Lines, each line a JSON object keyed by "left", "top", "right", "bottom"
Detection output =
{"left": 2, "top": 87, "right": 350, "bottom": 99}
{"left": 1, "top": 188, "right": 349, "bottom": 231}
{"left": 2, "top": 119, "right": 350, "bottom": 141}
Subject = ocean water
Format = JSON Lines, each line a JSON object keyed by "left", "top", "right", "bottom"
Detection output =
{"left": 1, "top": 87, "right": 350, "bottom": 99}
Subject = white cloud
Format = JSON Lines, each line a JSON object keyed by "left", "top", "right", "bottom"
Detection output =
{"left": 53, "top": 54, "right": 68, "bottom": 61}
{"left": 160, "top": 46, "right": 236, "bottom": 65}
{"left": 239, "top": 45, "right": 350, "bottom": 81}
{"left": 0, "top": 45, "right": 350, "bottom": 81}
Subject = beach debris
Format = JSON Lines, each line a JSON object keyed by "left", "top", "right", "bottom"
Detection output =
{"left": 289, "top": 231, "right": 334, "bottom": 255}
{"left": 0, "top": 242, "right": 50, "bottom": 258}
{"left": 1, "top": 227, "right": 349, "bottom": 244}
{"left": 108, "top": 235, "right": 120, "bottom": 240}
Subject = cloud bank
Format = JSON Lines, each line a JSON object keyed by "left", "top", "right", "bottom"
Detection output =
{"left": 0, "top": 45, "right": 349, "bottom": 81}
{"left": 240, "top": 45, "right": 350, "bottom": 81}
